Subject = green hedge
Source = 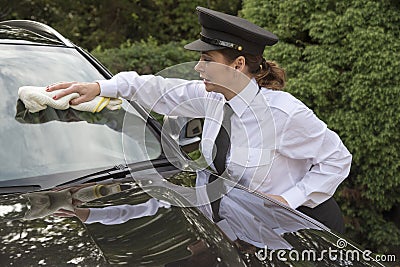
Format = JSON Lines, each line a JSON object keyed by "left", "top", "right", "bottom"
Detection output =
{"left": 242, "top": 0, "right": 400, "bottom": 254}
{"left": 3, "top": 0, "right": 241, "bottom": 50}
{"left": 92, "top": 38, "right": 198, "bottom": 75}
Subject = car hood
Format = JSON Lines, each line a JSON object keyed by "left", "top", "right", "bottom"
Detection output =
{"left": 0, "top": 171, "right": 247, "bottom": 267}
{"left": 0, "top": 166, "right": 389, "bottom": 267}
{"left": 0, "top": 191, "right": 105, "bottom": 266}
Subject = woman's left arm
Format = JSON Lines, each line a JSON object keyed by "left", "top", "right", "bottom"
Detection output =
{"left": 278, "top": 106, "right": 352, "bottom": 209}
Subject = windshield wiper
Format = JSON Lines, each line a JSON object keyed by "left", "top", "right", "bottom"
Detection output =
{"left": 0, "top": 185, "right": 41, "bottom": 194}
{"left": 0, "top": 165, "right": 125, "bottom": 194}
{"left": 0, "top": 157, "right": 185, "bottom": 195}
{"left": 58, "top": 158, "right": 180, "bottom": 188}
{"left": 57, "top": 163, "right": 132, "bottom": 187}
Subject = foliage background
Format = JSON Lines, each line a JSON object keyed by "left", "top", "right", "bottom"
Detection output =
{"left": 2, "top": 0, "right": 399, "bottom": 256}
{"left": 0, "top": 0, "right": 240, "bottom": 50}
{"left": 240, "top": 0, "right": 400, "bottom": 255}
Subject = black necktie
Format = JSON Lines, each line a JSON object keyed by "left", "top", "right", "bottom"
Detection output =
{"left": 208, "top": 104, "right": 233, "bottom": 221}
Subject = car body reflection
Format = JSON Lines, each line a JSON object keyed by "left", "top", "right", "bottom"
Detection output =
{"left": 2, "top": 173, "right": 388, "bottom": 266}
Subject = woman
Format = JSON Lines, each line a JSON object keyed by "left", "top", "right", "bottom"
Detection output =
{"left": 47, "top": 7, "right": 352, "bottom": 233}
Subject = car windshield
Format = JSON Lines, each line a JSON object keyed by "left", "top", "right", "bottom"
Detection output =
{"left": 0, "top": 44, "right": 162, "bottom": 184}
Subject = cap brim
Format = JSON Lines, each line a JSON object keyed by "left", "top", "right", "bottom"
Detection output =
{"left": 184, "top": 39, "right": 225, "bottom": 52}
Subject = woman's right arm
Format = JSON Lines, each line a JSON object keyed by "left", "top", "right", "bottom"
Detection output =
{"left": 47, "top": 71, "right": 207, "bottom": 117}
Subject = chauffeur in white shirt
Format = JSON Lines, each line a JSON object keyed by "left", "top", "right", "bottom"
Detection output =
{"left": 48, "top": 7, "right": 352, "bottom": 234}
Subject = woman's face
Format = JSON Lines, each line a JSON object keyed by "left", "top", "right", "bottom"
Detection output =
{"left": 194, "top": 50, "right": 239, "bottom": 98}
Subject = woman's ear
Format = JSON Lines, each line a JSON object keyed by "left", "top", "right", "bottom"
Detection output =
{"left": 234, "top": 56, "right": 246, "bottom": 71}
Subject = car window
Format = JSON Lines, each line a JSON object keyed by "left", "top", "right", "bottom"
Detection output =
{"left": 0, "top": 44, "right": 162, "bottom": 183}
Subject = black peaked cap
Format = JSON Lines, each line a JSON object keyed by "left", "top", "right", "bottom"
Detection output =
{"left": 184, "top": 6, "right": 278, "bottom": 55}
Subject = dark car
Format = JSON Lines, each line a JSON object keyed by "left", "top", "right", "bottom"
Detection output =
{"left": 0, "top": 20, "right": 394, "bottom": 267}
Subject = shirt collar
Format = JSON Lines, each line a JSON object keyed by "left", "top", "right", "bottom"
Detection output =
{"left": 227, "top": 78, "right": 259, "bottom": 117}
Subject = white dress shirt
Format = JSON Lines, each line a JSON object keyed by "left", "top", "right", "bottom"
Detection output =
{"left": 85, "top": 198, "right": 171, "bottom": 225}
{"left": 98, "top": 71, "right": 352, "bottom": 213}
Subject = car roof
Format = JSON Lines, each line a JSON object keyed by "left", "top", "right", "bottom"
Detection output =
{"left": 0, "top": 20, "right": 74, "bottom": 47}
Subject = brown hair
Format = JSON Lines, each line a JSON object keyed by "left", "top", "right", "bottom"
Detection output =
{"left": 218, "top": 48, "right": 286, "bottom": 91}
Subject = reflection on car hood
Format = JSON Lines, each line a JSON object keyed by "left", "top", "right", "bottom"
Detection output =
{"left": 0, "top": 181, "right": 246, "bottom": 266}
{"left": 0, "top": 193, "right": 106, "bottom": 266}
{"left": 0, "top": 167, "right": 389, "bottom": 267}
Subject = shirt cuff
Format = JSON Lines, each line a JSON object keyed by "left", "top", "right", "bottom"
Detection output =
{"left": 84, "top": 208, "right": 106, "bottom": 224}
{"left": 96, "top": 79, "right": 118, "bottom": 98}
{"left": 281, "top": 186, "right": 306, "bottom": 209}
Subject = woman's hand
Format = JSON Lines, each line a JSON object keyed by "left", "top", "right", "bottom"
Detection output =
{"left": 256, "top": 190, "right": 289, "bottom": 206}
{"left": 53, "top": 208, "right": 90, "bottom": 222}
{"left": 46, "top": 81, "right": 101, "bottom": 105}
{"left": 266, "top": 194, "right": 289, "bottom": 206}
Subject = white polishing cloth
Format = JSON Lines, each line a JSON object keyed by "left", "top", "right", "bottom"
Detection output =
{"left": 18, "top": 86, "right": 122, "bottom": 113}
{"left": 22, "top": 189, "right": 74, "bottom": 220}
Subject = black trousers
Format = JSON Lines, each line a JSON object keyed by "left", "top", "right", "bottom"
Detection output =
{"left": 296, "top": 197, "right": 345, "bottom": 234}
